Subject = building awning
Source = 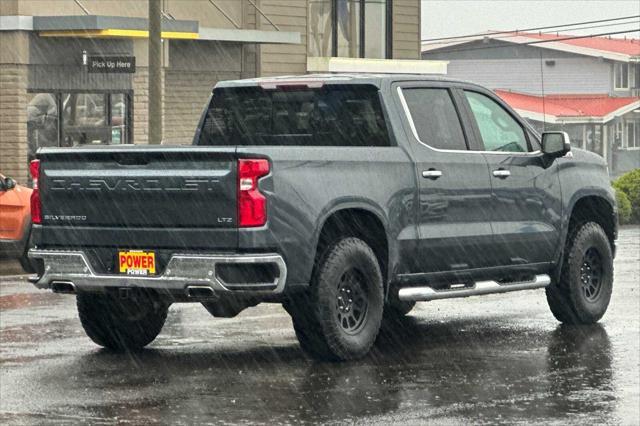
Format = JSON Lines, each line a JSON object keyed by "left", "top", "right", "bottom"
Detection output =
{"left": 33, "top": 15, "right": 199, "bottom": 39}
{"left": 495, "top": 90, "right": 640, "bottom": 124}
{"left": 308, "top": 57, "right": 448, "bottom": 74}
{"left": 198, "top": 27, "right": 300, "bottom": 44}
{"left": 1, "top": 15, "right": 301, "bottom": 44}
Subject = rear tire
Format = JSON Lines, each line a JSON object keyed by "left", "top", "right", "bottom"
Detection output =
{"left": 546, "top": 222, "right": 613, "bottom": 324}
{"left": 18, "top": 224, "right": 35, "bottom": 273}
{"left": 286, "top": 237, "right": 384, "bottom": 361}
{"left": 18, "top": 252, "right": 35, "bottom": 274}
{"left": 77, "top": 291, "right": 169, "bottom": 351}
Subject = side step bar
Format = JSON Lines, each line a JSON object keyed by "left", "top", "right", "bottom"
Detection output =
{"left": 398, "top": 274, "right": 551, "bottom": 302}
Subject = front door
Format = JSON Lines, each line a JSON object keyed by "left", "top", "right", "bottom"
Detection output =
{"left": 461, "top": 89, "right": 562, "bottom": 266}
{"left": 394, "top": 83, "right": 498, "bottom": 275}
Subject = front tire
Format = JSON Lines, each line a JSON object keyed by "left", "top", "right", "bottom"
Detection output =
{"left": 77, "top": 291, "right": 169, "bottom": 351}
{"left": 286, "top": 237, "right": 384, "bottom": 361}
{"left": 546, "top": 222, "right": 613, "bottom": 324}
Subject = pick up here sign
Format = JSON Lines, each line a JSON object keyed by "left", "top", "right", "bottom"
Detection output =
{"left": 87, "top": 56, "right": 136, "bottom": 73}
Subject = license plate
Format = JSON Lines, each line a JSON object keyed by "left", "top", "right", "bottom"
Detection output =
{"left": 118, "top": 250, "right": 156, "bottom": 276}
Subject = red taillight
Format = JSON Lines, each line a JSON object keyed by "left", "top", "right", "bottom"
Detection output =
{"left": 238, "top": 159, "right": 270, "bottom": 227}
{"left": 30, "top": 160, "right": 41, "bottom": 224}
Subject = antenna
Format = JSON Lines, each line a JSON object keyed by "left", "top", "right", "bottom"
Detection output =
{"left": 539, "top": 49, "right": 546, "bottom": 131}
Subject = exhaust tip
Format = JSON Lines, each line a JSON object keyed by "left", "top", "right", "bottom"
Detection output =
{"left": 185, "top": 285, "right": 216, "bottom": 299}
{"left": 51, "top": 281, "right": 76, "bottom": 294}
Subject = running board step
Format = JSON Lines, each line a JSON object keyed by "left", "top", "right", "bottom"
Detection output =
{"left": 398, "top": 274, "right": 551, "bottom": 302}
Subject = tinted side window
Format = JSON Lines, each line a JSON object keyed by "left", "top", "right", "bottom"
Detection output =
{"left": 464, "top": 91, "right": 528, "bottom": 153}
{"left": 198, "top": 85, "right": 390, "bottom": 147}
{"left": 402, "top": 88, "right": 467, "bottom": 150}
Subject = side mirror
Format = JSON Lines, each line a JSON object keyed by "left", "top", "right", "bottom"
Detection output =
{"left": 1, "top": 177, "right": 16, "bottom": 191}
{"left": 542, "top": 131, "right": 571, "bottom": 158}
{"left": 5, "top": 177, "right": 17, "bottom": 190}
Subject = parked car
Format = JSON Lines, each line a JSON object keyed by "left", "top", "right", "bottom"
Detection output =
{"left": 28, "top": 74, "right": 617, "bottom": 360}
{"left": 0, "top": 173, "right": 34, "bottom": 272}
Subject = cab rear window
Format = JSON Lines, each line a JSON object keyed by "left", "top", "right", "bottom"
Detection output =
{"left": 197, "top": 84, "right": 391, "bottom": 147}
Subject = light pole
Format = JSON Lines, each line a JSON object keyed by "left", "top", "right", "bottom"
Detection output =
{"left": 148, "top": 0, "right": 162, "bottom": 144}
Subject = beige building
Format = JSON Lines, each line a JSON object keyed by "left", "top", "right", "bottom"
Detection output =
{"left": 0, "top": 0, "right": 425, "bottom": 183}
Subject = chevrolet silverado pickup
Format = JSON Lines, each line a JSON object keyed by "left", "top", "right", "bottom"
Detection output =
{"left": 28, "top": 74, "right": 617, "bottom": 360}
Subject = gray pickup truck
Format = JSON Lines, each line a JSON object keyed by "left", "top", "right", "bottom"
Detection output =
{"left": 28, "top": 74, "right": 617, "bottom": 361}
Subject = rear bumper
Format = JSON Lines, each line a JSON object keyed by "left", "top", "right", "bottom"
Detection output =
{"left": 28, "top": 249, "right": 287, "bottom": 296}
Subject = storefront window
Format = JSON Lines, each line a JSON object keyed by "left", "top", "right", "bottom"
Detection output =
{"left": 110, "top": 93, "right": 128, "bottom": 144}
{"left": 27, "top": 93, "right": 59, "bottom": 163}
{"left": 62, "top": 93, "right": 109, "bottom": 146}
{"left": 308, "top": 0, "right": 390, "bottom": 59}
{"left": 364, "top": 0, "right": 386, "bottom": 58}
{"left": 308, "top": 0, "right": 333, "bottom": 57}
{"left": 336, "top": 0, "right": 361, "bottom": 57}
{"left": 27, "top": 91, "right": 131, "bottom": 157}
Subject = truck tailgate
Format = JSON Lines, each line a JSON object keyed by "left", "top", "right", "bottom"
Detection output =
{"left": 38, "top": 146, "right": 237, "bottom": 229}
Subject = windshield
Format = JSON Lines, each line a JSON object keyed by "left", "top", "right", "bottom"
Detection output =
{"left": 197, "top": 84, "right": 391, "bottom": 147}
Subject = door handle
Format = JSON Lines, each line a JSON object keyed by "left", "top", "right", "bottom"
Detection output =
{"left": 492, "top": 169, "right": 511, "bottom": 178}
{"left": 422, "top": 169, "right": 443, "bottom": 179}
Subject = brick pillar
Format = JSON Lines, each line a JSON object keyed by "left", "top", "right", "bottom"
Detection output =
{"left": 132, "top": 67, "right": 149, "bottom": 144}
{"left": 0, "top": 64, "right": 29, "bottom": 183}
{"left": 132, "top": 66, "right": 165, "bottom": 144}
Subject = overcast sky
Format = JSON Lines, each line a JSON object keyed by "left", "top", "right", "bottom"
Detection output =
{"left": 421, "top": 0, "right": 640, "bottom": 41}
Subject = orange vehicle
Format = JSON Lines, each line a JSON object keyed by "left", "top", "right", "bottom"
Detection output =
{"left": 0, "top": 173, "right": 34, "bottom": 272}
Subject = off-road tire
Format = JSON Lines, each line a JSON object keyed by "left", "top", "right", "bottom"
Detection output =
{"left": 286, "top": 237, "right": 384, "bottom": 361}
{"left": 18, "top": 224, "right": 35, "bottom": 273}
{"left": 77, "top": 291, "right": 169, "bottom": 351}
{"left": 18, "top": 251, "right": 35, "bottom": 274}
{"left": 546, "top": 222, "right": 613, "bottom": 324}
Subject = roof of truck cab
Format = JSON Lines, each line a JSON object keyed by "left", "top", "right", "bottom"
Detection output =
{"left": 214, "top": 73, "right": 472, "bottom": 89}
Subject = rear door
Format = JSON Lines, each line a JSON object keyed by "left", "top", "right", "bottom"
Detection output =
{"left": 394, "top": 82, "right": 498, "bottom": 274}
{"left": 460, "top": 89, "right": 562, "bottom": 266}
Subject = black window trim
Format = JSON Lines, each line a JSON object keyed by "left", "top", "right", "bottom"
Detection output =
{"left": 395, "top": 84, "right": 473, "bottom": 152}
{"left": 459, "top": 88, "right": 542, "bottom": 155}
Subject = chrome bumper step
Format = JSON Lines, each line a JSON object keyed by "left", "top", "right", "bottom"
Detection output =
{"left": 28, "top": 249, "right": 287, "bottom": 295}
{"left": 398, "top": 274, "right": 551, "bottom": 302}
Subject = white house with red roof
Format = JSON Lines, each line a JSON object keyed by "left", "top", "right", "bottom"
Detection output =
{"left": 422, "top": 32, "right": 640, "bottom": 176}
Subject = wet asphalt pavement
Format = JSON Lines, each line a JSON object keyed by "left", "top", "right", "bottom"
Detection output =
{"left": 1, "top": 227, "right": 638, "bottom": 425}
